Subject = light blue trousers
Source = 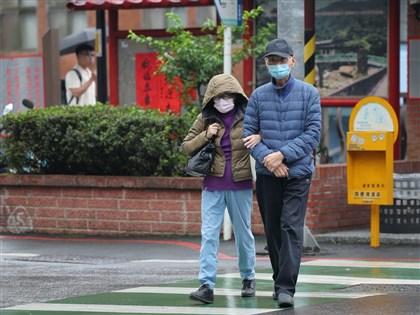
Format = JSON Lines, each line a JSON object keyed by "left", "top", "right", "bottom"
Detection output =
{"left": 199, "top": 189, "right": 256, "bottom": 289}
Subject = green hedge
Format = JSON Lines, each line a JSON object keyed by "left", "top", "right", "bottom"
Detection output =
{"left": 0, "top": 105, "right": 197, "bottom": 176}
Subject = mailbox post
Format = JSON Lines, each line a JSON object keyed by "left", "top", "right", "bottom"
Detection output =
{"left": 347, "top": 96, "right": 399, "bottom": 247}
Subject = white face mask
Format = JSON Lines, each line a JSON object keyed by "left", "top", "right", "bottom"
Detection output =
{"left": 214, "top": 98, "right": 235, "bottom": 113}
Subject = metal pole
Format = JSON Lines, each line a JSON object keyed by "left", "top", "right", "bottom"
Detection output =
{"left": 223, "top": 26, "right": 233, "bottom": 241}
{"left": 223, "top": 27, "right": 232, "bottom": 74}
{"left": 96, "top": 10, "right": 108, "bottom": 104}
{"left": 370, "top": 204, "right": 380, "bottom": 247}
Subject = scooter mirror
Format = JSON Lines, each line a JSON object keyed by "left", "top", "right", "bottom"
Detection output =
{"left": 22, "top": 99, "right": 34, "bottom": 109}
{"left": 2, "top": 103, "right": 14, "bottom": 116}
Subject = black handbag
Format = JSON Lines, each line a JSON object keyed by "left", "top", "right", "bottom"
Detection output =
{"left": 185, "top": 137, "right": 216, "bottom": 177}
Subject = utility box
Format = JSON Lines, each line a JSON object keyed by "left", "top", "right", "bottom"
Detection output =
{"left": 347, "top": 131, "right": 394, "bottom": 205}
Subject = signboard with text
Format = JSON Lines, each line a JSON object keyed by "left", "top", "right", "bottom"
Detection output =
{"left": 0, "top": 55, "right": 44, "bottom": 113}
{"left": 214, "top": 0, "right": 242, "bottom": 26}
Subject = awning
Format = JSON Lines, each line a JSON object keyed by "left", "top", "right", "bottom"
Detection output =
{"left": 67, "top": 0, "right": 214, "bottom": 10}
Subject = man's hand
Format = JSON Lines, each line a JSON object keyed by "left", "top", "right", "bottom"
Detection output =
{"left": 90, "top": 70, "right": 97, "bottom": 82}
{"left": 263, "top": 151, "right": 284, "bottom": 172}
{"left": 273, "top": 163, "right": 289, "bottom": 178}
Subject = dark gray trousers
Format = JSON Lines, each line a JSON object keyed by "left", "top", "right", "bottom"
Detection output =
{"left": 256, "top": 173, "right": 312, "bottom": 297}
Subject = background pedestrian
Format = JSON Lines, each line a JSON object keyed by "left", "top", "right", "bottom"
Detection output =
{"left": 65, "top": 43, "right": 97, "bottom": 106}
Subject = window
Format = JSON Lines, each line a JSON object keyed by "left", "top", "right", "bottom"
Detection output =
{"left": 315, "top": 0, "right": 388, "bottom": 98}
{"left": 137, "top": 6, "right": 215, "bottom": 30}
{"left": 47, "top": 2, "right": 87, "bottom": 38}
{"left": 0, "top": 0, "right": 38, "bottom": 52}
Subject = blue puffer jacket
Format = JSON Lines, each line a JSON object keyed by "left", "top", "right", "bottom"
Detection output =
{"left": 243, "top": 75, "right": 321, "bottom": 179}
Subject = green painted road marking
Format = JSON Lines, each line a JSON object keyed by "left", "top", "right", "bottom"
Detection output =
{"left": 116, "top": 286, "right": 383, "bottom": 298}
{"left": 2, "top": 259, "right": 419, "bottom": 315}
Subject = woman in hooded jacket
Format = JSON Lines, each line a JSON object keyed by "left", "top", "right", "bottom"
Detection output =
{"left": 182, "top": 73, "right": 260, "bottom": 304}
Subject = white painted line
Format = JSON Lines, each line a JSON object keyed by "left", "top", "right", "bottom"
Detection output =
{"left": 2, "top": 303, "right": 278, "bottom": 314}
{"left": 115, "top": 286, "right": 383, "bottom": 299}
{"left": 1, "top": 253, "right": 40, "bottom": 257}
{"left": 130, "top": 259, "right": 198, "bottom": 263}
{"left": 219, "top": 273, "right": 420, "bottom": 285}
{"left": 302, "top": 259, "right": 420, "bottom": 269}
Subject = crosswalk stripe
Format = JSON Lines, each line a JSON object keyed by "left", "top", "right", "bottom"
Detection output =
{"left": 130, "top": 259, "right": 198, "bottom": 263}
{"left": 115, "top": 286, "right": 384, "bottom": 299}
{"left": 2, "top": 303, "right": 278, "bottom": 314}
{"left": 219, "top": 273, "right": 420, "bottom": 285}
{"left": 302, "top": 259, "right": 420, "bottom": 269}
{"left": 1, "top": 253, "right": 40, "bottom": 257}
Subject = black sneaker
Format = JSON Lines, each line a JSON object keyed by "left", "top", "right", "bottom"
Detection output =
{"left": 277, "top": 292, "right": 294, "bottom": 308}
{"left": 189, "top": 284, "right": 214, "bottom": 304}
{"left": 241, "top": 279, "right": 256, "bottom": 297}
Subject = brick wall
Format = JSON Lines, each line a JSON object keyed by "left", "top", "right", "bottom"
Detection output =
{"left": 1, "top": 161, "right": 419, "bottom": 237}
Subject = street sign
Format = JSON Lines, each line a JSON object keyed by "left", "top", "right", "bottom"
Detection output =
{"left": 214, "top": 0, "right": 242, "bottom": 26}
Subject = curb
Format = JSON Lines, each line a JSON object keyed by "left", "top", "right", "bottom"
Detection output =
{"left": 314, "top": 230, "right": 420, "bottom": 246}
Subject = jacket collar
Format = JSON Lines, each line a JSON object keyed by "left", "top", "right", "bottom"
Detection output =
{"left": 271, "top": 75, "right": 295, "bottom": 96}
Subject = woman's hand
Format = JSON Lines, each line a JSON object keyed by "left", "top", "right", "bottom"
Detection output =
{"left": 206, "top": 123, "right": 220, "bottom": 139}
{"left": 243, "top": 134, "right": 261, "bottom": 149}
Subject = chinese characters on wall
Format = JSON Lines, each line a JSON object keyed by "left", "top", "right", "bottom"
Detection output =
{"left": 0, "top": 55, "right": 44, "bottom": 112}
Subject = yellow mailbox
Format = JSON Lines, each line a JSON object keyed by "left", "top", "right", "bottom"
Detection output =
{"left": 347, "top": 96, "right": 399, "bottom": 247}
{"left": 347, "top": 131, "right": 394, "bottom": 205}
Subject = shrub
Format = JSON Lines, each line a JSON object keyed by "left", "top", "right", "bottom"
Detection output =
{"left": 0, "top": 105, "right": 197, "bottom": 176}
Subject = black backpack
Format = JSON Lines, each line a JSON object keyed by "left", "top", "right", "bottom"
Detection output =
{"left": 61, "top": 68, "right": 82, "bottom": 105}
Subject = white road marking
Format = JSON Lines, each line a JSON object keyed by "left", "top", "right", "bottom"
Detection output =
{"left": 302, "top": 259, "right": 420, "bottom": 269}
{"left": 1, "top": 253, "right": 40, "bottom": 257}
{"left": 219, "top": 273, "right": 420, "bottom": 285}
{"left": 115, "top": 286, "right": 383, "bottom": 299}
{"left": 130, "top": 259, "right": 198, "bottom": 263}
{"left": 2, "top": 303, "right": 278, "bottom": 314}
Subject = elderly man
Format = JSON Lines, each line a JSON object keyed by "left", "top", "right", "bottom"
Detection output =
{"left": 243, "top": 38, "right": 321, "bottom": 308}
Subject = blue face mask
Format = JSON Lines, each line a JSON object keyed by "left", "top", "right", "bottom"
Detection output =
{"left": 268, "top": 63, "right": 290, "bottom": 80}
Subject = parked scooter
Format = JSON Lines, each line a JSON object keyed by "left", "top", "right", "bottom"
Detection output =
{"left": 0, "top": 99, "right": 35, "bottom": 173}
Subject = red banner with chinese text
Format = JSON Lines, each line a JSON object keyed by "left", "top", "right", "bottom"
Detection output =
{"left": 136, "top": 53, "right": 188, "bottom": 114}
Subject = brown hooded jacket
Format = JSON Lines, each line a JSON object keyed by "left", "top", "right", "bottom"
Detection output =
{"left": 181, "top": 73, "right": 252, "bottom": 182}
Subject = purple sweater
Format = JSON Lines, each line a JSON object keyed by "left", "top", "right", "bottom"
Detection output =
{"left": 203, "top": 109, "right": 253, "bottom": 191}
